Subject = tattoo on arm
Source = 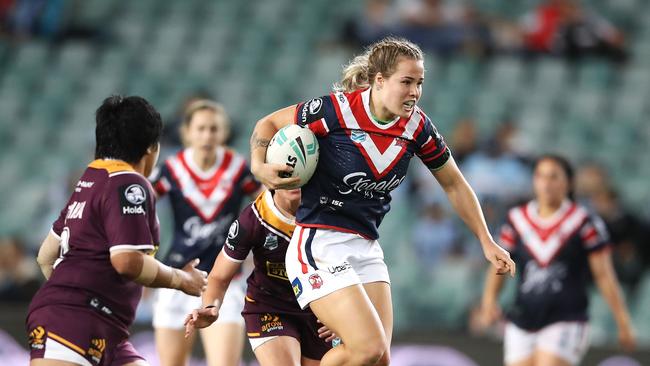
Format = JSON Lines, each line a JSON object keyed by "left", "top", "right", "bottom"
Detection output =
{"left": 250, "top": 132, "right": 270, "bottom": 150}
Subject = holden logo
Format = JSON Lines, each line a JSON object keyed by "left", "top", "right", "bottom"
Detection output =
{"left": 125, "top": 184, "right": 146, "bottom": 204}
{"left": 227, "top": 220, "right": 239, "bottom": 240}
{"left": 308, "top": 98, "right": 322, "bottom": 114}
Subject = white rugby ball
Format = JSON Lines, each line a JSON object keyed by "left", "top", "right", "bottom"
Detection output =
{"left": 265, "top": 124, "right": 319, "bottom": 187}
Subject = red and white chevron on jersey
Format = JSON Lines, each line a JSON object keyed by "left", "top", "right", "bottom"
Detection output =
{"left": 166, "top": 148, "right": 247, "bottom": 221}
{"left": 332, "top": 89, "right": 425, "bottom": 179}
{"left": 509, "top": 201, "right": 588, "bottom": 267}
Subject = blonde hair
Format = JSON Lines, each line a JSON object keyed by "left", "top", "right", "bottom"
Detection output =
{"left": 335, "top": 37, "right": 424, "bottom": 93}
{"left": 180, "top": 99, "right": 231, "bottom": 147}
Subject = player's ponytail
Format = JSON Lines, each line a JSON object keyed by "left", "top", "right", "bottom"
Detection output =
{"left": 335, "top": 54, "right": 370, "bottom": 93}
{"left": 335, "top": 37, "right": 424, "bottom": 93}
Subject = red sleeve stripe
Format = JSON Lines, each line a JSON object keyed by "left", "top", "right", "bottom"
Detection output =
{"left": 242, "top": 179, "right": 261, "bottom": 195}
{"left": 421, "top": 146, "right": 448, "bottom": 163}
{"left": 419, "top": 137, "right": 439, "bottom": 156}
{"left": 499, "top": 233, "right": 515, "bottom": 248}
{"left": 307, "top": 118, "right": 328, "bottom": 137}
{"left": 582, "top": 231, "right": 599, "bottom": 247}
{"left": 154, "top": 178, "right": 170, "bottom": 195}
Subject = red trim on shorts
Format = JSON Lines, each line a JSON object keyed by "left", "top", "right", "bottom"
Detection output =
{"left": 296, "top": 227, "right": 308, "bottom": 274}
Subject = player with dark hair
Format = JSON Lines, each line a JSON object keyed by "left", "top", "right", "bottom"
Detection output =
{"left": 149, "top": 99, "right": 261, "bottom": 366}
{"left": 248, "top": 37, "right": 515, "bottom": 366}
{"left": 479, "top": 154, "right": 635, "bottom": 366}
{"left": 26, "top": 95, "right": 208, "bottom": 366}
{"left": 185, "top": 188, "right": 333, "bottom": 365}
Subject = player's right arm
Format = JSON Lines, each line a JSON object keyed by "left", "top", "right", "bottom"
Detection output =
{"left": 250, "top": 105, "right": 300, "bottom": 189}
{"left": 110, "top": 252, "right": 207, "bottom": 296}
{"left": 185, "top": 210, "right": 257, "bottom": 337}
{"left": 478, "top": 219, "right": 517, "bottom": 328}
{"left": 36, "top": 231, "right": 61, "bottom": 279}
{"left": 103, "top": 174, "right": 206, "bottom": 295}
{"left": 184, "top": 251, "right": 242, "bottom": 337}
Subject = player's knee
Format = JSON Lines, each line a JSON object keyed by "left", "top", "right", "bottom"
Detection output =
{"left": 374, "top": 350, "right": 390, "bottom": 366}
{"left": 348, "top": 340, "right": 387, "bottom": 365}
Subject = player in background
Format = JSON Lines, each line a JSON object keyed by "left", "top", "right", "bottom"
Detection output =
{"left": 248, "top": 37, "right": 515, "bottom": 366}
{"left": 479, "top": 155, "right": 635, "bottom": 366}
{"left": 149, "top": 100, "right": 261, "bottom": 366}
{"left": 184, "top": 188, "right": 333, "bottom": 365}
{"left": 26, "top": 95, "right": 208, "bottom": 366}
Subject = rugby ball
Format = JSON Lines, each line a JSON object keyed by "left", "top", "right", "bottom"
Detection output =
{"left": 265, "top": 124, "right": 319, "bottom": 187}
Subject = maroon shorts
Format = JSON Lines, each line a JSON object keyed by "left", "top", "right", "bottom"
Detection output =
{"left": 242, "top": 299, "right": 332, "bottom": 360}
{"left": 26, "top": 305, "right": 144, "bottom": 366}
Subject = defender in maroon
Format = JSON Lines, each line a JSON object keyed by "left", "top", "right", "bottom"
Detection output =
{"left": 185, "top": 189, "right": 332, "bottom": 366}
{"left": 26, "top": 96, "right": 207, "bottom": 366}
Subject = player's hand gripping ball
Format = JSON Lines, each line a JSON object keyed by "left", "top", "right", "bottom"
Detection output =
{"left": 265, "top": 125, "right": 319, "bottom": 187}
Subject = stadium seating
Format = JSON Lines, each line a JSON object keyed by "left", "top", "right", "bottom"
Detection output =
{"left": 0, "top": 0, "right": 648, "bottom": 345}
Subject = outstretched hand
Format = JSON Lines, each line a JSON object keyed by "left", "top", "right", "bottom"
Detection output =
{"left": 482, "top": 240, "right": 516, "bottom": 277}
{"left": 183, "top": 306, "right": 219, "bottom": 338}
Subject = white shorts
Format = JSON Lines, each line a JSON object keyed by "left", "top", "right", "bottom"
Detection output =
{"left": 249, "top": 335, "right": 278, "bottom": 351}
{"left": 152, "top": 275, "right": 246, "bottom": 329}
{"left": 285, "top": 225, "right": 390, "bottom": 309}
{"left": 504, "top": 321, "right": 590, "bottom": 365}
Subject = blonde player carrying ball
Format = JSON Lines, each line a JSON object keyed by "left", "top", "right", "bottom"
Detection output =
{"left": 249, "top": 37, "right": 515, "bottom": 366}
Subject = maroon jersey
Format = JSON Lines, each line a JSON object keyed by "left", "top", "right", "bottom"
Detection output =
{"left": 28, "top": 160, "right": 160, "bottom": 336}
{"left": 223, "top": 190, "right": 304, "bottom": 313}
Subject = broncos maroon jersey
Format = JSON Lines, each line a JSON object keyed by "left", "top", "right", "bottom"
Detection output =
{"left": 150, "top": 147, "right": 260, "bottom": 272}
{"left": 294, "top": 88, "right": 450, "bottom": 239}
{"left": 223, "top": 190, "right": 309, "bottom": 313}
{"left": 28, "top": 159, "right": 159, "bottom": 336}
{"left": 500, "top": 200, "right": 610, "bottom": 330}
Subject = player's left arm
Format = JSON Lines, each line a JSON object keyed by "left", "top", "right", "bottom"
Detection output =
{"left": 588, "top": 248, "right": 636, "bottom": 351}
{"left": 36, "top": 231, "right": 61, "bottom": 279}
{"left": 432, "top": 158, "right": 515, "bottom": 277}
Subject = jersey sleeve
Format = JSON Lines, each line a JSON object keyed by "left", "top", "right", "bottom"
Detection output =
{"left": 239, "top": 163, "right": 261, "bottom": 196}
{"left": 294, "top": 96, "right": 336, "bottom": 137}
{"left": 222, "top": 206, "right": 256, "bottom": 263}
{"left": 416, "top": 114, "right": 451, "bottom": 171}
{"left": 51, "top": 205, "right": 68, "bottom": 239}
{"left": 499, "top": 219, "right": 518, "bottom": 253}
{"left": 149, "top": 162, "right": 172, "bottom": 197}
{"left": 580, "top": 214, "right": 610, "bottom": 253}
{"left": 102, "top": 174, "right": 157, "bottom": 254}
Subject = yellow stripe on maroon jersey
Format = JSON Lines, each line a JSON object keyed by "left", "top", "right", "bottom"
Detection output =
{"left": 253, "top": 192, "right": 294, "bottom": 239}
{"left": 88, "top": 159, "right": 135, "bottom": 174}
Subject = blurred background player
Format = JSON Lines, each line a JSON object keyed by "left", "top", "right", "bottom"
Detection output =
{"left": 249, "top": 37, "right": 515, "bottom": 366}
{"left": 26, "top": 95, "right": 208, "bottom": 366}
{"left": 149, "top": 99, "right": 261, "bottom": 366}
{"left": 185, "top": 188, "right": 333, "bottom": 366}
{"left": 479, "top": 154, "right": 635, "bottom": 366}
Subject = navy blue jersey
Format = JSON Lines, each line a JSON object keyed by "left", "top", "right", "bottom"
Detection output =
{"left": 500, "top": 200, "right": 610, "bottom": 330}
{"left": 150, "top": 147, "right": 260, "bottom": 271}
{"left": 294, "top": 88, "right": 450, "bottom": 239}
